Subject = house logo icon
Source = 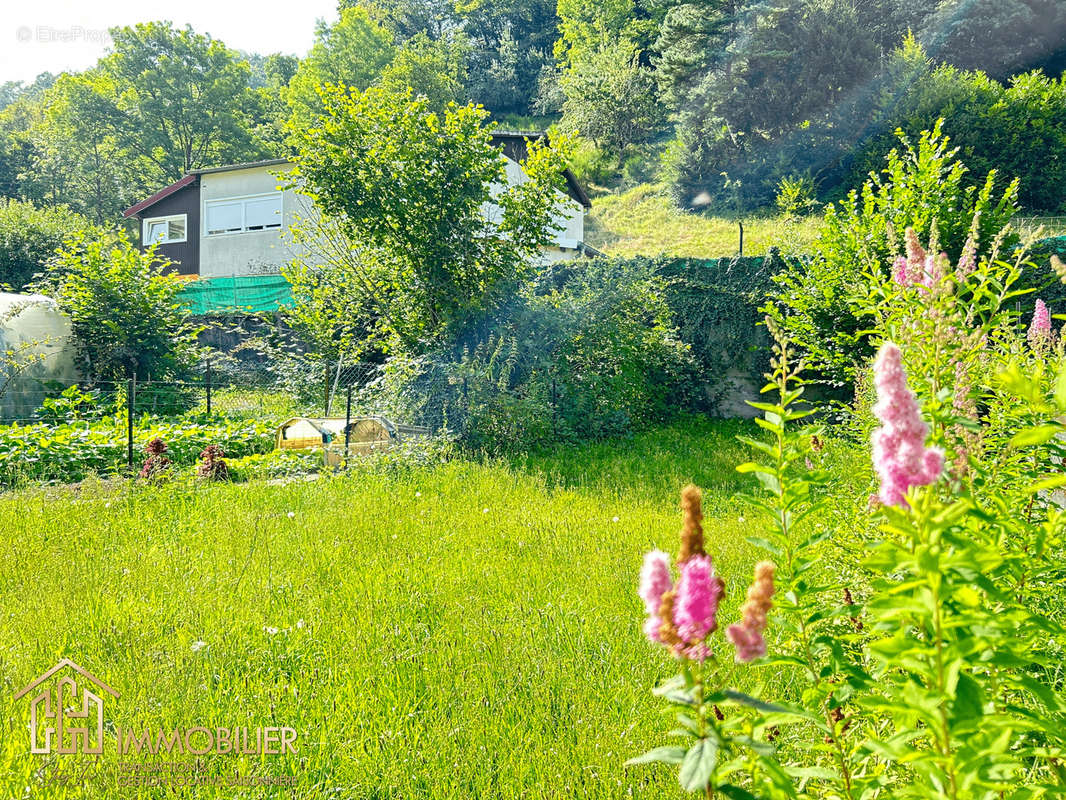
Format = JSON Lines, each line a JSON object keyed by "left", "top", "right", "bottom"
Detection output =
{"left": 14, "top": 659, "right": 119, "bottom": 755}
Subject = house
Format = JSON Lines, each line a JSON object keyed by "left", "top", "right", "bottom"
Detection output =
{"left": 121, "top": 131, "right": 593, "bottom": 281}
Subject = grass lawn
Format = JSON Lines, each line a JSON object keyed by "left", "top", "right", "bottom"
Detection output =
{"left": 0, "top": 418, "right": 801, "bottom": 799}
{"left": 586, "top": 184, "right": 821, "bottom": 259}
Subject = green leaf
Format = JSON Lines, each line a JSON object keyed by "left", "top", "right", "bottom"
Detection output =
{"left": 679, "top": 738, "right": 719, "bottom": 792}
{"left": 1009, "top": 424, "right": 1062, "bottom": 448}
{"left": 625, "top": 746, "right": 687, "bottom": 766}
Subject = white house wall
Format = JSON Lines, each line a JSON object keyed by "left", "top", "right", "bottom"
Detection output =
{"left": 198, "top": 165, "right": 314, "bottom": 278}
{"left": 197, "top": 157, "right": 585, "bottom": 278}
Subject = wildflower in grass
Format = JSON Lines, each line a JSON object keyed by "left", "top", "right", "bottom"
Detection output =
{"left": 639, "top": 550, "right": 672, "bottom": 643}
{"left": 673, "top": 555, "right": 724, "bottom": 660}
{"left": 678, "top": 484, "right": 705, "bottom": 563}
{"left": 1028, "top": 299, "right": 1052, "bottom": 353}
{"left": 726, "top": 561, "right": 775, "bottom": 662}
{"left": 191, "top": 640, "right": 206, "bottom": 652}
{"left": 871, "top": 341, "right": 944, "bottom": 507}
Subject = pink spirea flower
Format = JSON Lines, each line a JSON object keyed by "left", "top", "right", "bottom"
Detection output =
{"left": 639, "top": 550, "right": 673, "bottom": 643}
{"left": 871, "top": 342, "right": 944, "bottom": 507}
{"left": 892, "top": 256, "right": 908, "bottom": 286}
{"left": 957, "top": 237, "right": 977, "bottom": 278}
{"left": 904, "top": 227, "right": 927, "bottom": 285}
{"left": 673, "top": 554, "right": 723, "bottom": 645}
{"left": 1028, "top": 299, "right": 1052, "bottom": 351}
{"left": 726, "top": 561, "right": 775, "bottom": 663}
{"left": 639, "top": 550, "right": 672, "bottom": 615}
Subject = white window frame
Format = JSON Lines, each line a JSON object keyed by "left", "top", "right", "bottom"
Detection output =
{"left": 203, "top": 192, "right": 284, "bottom": 237}
{"left": 142, "top": 213, "right": 188, "bottom": 245}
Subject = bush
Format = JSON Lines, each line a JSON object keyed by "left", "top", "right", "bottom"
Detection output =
{"left": 357, "top": 257, "right": 696, "bottom": 450}
{"left": 771, "top": 122, "right": 1019, "bottom": 388}
{"left": 36, "top": 229, "right": 197, "bottom": 382}
{"left": 628, "top": 218, "right": 1066, "bottom": 795}
{"left": 0, "top": 199, "right": 96, "bottom": 291}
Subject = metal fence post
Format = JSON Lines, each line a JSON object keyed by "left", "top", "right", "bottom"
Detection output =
{"left": 551, "top": 377, "right": 558, "bottom": 440}
{"left": 205, "top": 359, "right": 212, "bottom": 416}
{"left": 127, "top": 375, "right": 136, "bottom": 470}
{"left": 324, "top": 362, "right": 332, "bottom": 415}
{"left": 344, "top": 385, "right": 352, "bottom": 463}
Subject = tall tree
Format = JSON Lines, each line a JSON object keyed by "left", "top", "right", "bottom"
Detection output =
{"left": 34, "top": 72, "right": 131, "bottom": 224}
{"left": 285, "top": 7, "right": 396, "bottom": 124}
{"left": 920, "top": 0, "right": 1066, "bottom": 81}
{"left": 287, "top": 86, "right": 570, "bottom": 350}
{"left": 101, "top": 22, "right": 267, "bottom": 187}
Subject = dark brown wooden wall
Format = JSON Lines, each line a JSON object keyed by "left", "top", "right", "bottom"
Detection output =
{"left": 135, "top": 180, "right": 200, "bottom": 275}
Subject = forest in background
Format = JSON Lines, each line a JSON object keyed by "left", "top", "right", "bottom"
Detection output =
{"left": 2, "top": 0, "right": 1066, "bottom": 231}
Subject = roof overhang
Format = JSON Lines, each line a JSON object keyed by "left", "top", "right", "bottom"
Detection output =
{"left": 122, "top": 174, "right": 197, "bottom": 218}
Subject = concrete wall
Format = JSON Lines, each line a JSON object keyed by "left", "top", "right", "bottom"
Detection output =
{"left": 198, "top": 165, "right": 315, "bottom": 278}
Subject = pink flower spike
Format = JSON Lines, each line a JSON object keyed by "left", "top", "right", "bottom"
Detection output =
{"left": 673, "top": 555, "right": 723, "bottom": 644}
{"left": 892, "top": 256, "right": 909, "bottom": 286}
{"left": 1028, "top": 299, "right": 1052, "bottom": 352}
{"left": 639, "top": 550, "right": 673, "bottom": 616}
{"left": 870, "top": 342, "right": 944, "bottom": 507}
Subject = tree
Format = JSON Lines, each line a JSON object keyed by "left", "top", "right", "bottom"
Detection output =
{"left": 0, "top": 199, "right": 97, "bottom": 291}
{"left": 378, "top": 33, "right": 468, "bottom": 111}
{"left": 37, "top": 230, "right": 195, "bottom": 381}
{"left": 287, "top": 86, "right": 570, "bottom": 351}
{"left": 34, "top": 72, "right": 131, "bottom": 224}
{"left": 919, "top": 0, "right": 1066, "bottom": 81}
{"left": 664, "top": 0, "right": 882, "bottom": 209}
{"left": 285, "top": 7, "right": 396, "bottom": 124}
{"left": 101, "top": 22, "right": 267, "bottom": 187}
{"left": 559, "top": 43, "right": 665, "bottom": 156}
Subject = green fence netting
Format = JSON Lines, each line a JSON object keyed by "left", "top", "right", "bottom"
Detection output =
{"left": 177, "top": 274, "right": 294, "bottom": 314}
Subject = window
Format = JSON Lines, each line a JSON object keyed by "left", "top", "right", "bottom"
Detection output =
{"left": 205, "top": 193, "right": 282, "bottom": 235}
{"left": 142, "top": 214, "right": 187, "bottom": 245}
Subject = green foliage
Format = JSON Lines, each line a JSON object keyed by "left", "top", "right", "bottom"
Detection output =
{"left": 223, "top": 449, "right": 321, "bottom": 482}
{"left": 557, "top": 42, "right": 665, "bottom": 158}
{"left": 845, "top": 43, "right": 1066, "bottom": 211}
{"left": 102, "top": 21, "right": 269, "bottom": 184}
{"left": 774, "top": 175, "right": 818, "bottom": 220}
{"left": 0, "top": 198, "right": 94, "bottom": 291}
{"left": 0, "top": 414, "right": 274, "bottom": 486}
{"left": 287, "top": 86, "right": 570, "bottom": 352}
{"left": 360, "top": 257, "right": 695, "bottom": 449}
{"left": 918, "top": 0, "right": 1066, "bottom": 80}
{"left": 284, "top": 7, "right": 396, "bottom": 125}
{"left": 771, "top": 123, "right": 1020, "bottom": 387}
{"left": 37, "top": 230, "right": 196, "bottom": 382}
{"left": 378, "top": 32, "right": 468, "bottom": 111}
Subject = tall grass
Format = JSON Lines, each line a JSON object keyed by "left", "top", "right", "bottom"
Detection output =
{"left": 586, "top": 184, "right": 821, "bottom": 258}
{"left": 0, "top": 419, "right": 803, "bottom": 798}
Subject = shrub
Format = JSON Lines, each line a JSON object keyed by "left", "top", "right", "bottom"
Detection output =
{"left": 627, "top": 180, "right": 1066, "bottom": 797}
{"left": 36, "top": 229, "right": 197, "bottom": 382}
{"left": 770, "top": 122, "right": 1019, "bottom": 389}
{"left": 0, "top": 199, "right": 96, "bottom": 291}
{"left": 357, "top": 257, "right": 696, "bottom": 449}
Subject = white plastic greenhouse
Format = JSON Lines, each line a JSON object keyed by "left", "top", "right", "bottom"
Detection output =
{"left": 0, "top": 293, "right": 78, "bottom": 420}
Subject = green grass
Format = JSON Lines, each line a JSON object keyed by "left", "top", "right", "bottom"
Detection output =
{"left": 586, "top": 184, "right": 821, "bottom": 258}
{"left": 0, "top": 418, "right": 782, "bottom": 799}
